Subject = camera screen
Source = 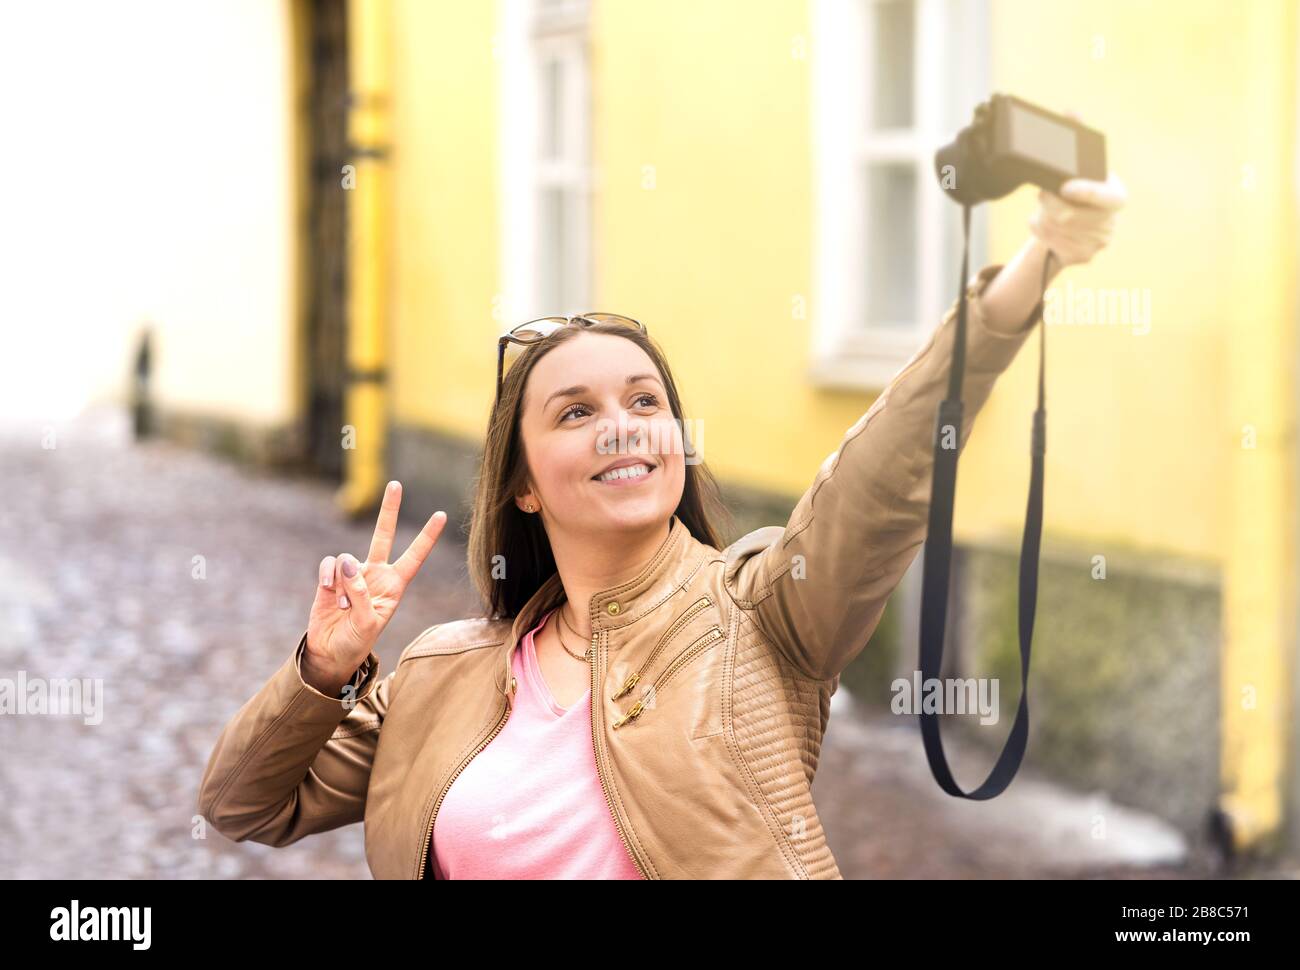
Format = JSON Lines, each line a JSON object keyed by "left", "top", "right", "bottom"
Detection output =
{"left": 1009, "top": 104, "right": 1078, "bottom": 174}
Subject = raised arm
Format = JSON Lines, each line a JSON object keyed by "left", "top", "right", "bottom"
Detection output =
{"left": 196, "top": 480, "right": 448, "bottom": 845}
{"left": 723, "top": 259, "right": 1040, "bottom": 682}
{"left": 723, "top": 166, "right": 1125, "bottom": 681}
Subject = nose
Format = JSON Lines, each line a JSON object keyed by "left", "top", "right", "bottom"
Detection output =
{"left": 627, "top": 416, "right": 650, "bottom": 446}
{"left": 595, "top": 410, "right": 652, "bottom": 459}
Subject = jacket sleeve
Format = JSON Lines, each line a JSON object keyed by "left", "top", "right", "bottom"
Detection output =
{"left": 196, "top": 630, "right": 422, "bottom": 847}
{"left": 722, "top": 262, "right": 1038, "bottom": 682}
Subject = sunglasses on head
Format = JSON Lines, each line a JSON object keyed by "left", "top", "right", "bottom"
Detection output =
{"left": 495, "top": 312, "right": 646, "bottom": 404}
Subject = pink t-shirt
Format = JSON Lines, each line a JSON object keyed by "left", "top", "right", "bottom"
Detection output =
{"left": 429, "top": 607, "right": 645, "bottom": 879}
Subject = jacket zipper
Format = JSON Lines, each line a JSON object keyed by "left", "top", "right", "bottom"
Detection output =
{"left": 416, "top": 678, "right": 515, "bottom": 879}
{"left": 590, "top": 627, "right": 651, "bottom": 879}
{"left": 610, "top": 595, "right": 712, "bottom": 701}
{"left": 612, "top": 626, "right": 724, "bottom": 729}
{"left": 415, "top": 622, "right": 653, "bottom": 879}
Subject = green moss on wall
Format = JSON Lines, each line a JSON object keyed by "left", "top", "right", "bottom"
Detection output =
{"left": 952, "top": 541, "right": 1221, "bottom": 838}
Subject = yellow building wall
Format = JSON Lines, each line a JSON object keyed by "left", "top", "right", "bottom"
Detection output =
{"left": 591, "top": 0, "right": 818, "bottom": 500}
{"left": 959, "top": 0, "right": 1242, "bottom": 564}
{"left": 387, "top": 0, "right": 1257, "bottom": 568}
{"left": 147, "top": 0, "right": 302, "bottom": 429}
{"left": 590, "top": 0, "right": 1241, "bottom": 567}
{"left": 388, "top": 0, "right": 501, "bottom": 435}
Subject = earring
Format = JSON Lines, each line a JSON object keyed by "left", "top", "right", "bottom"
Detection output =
{"left": 524, "top": 503, "right": 535, "bottom": 512}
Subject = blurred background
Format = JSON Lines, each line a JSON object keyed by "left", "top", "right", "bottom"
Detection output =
{"left": 2, "top": 0, "right": 1297, "bottom": 879}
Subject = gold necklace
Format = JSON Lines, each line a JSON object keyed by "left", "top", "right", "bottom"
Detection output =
{"left": 555, "top": 605, "right": 592, "bottom": 662}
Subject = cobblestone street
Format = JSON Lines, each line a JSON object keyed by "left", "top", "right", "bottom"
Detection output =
{"left": 1, "top": 407, "right": 1279, "bottom": 879}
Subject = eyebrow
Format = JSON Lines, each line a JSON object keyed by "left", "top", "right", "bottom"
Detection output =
{"left": 543, "top": 373, "right": 665, "bottom": 413}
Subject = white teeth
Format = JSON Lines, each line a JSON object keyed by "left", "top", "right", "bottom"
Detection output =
{"left": 597, "top": 463, "right": 651, "bottom": 482}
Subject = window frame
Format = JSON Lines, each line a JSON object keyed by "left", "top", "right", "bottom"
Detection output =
{"left": 500, "top": 0, "right": 594, "bottom": 324}
{"left": 810, "top": 0, "right": 991, "bottom": 391}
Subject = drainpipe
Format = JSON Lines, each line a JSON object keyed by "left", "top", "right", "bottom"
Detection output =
{"left": 339, "top": 0, "right": 392, "bottom": 516}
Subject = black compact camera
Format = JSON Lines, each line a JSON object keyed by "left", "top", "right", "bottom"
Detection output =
{"left": 933, "top": 93, "right": 1107, "bottom": 206}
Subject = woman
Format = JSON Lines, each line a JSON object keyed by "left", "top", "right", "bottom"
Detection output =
{"left": 198, "top": 172, "right": 1126, "bottom": 879}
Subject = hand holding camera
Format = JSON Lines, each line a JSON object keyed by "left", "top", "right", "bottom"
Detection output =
{"left": 1028, "top": 111, "right": 1127, "bottom": 268}
{"left": 936, "top": 96, "right": 1126, "bottom": 269}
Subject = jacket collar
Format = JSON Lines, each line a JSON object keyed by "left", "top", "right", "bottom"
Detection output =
{"left": 494, "top": 514, "right": 705, "bottom": 700}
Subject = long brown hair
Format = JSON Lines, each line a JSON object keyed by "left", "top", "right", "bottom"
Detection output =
{"left": 467, "top": 321, "right": 732, "bottom": 620}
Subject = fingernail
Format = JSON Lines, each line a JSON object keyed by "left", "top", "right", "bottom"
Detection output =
{"left": 340, "top": 594, "right": 350, "bottom": 609}
{"left": 342, "top": 558, "right": 358, "bottom": 578}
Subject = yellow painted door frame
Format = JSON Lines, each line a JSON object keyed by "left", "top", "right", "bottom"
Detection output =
{"left": 1215, "top": 0, "right": 1299, "bottom": 859}
{"left": 339, "top": 0, "right": 392, "bottom": 516}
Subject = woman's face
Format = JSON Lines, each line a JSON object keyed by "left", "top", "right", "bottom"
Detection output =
{"left": 516, "top": 331, "right": 685, "bottom": 537}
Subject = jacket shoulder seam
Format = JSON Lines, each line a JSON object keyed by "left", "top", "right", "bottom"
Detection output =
{"left": 397, "top": 623, "right": 445, "bottom": 666}
{"left": 397, "top": 620, "right": 509, "bottom": 664}
{"left": 405, "top": 638, "right": 505, "bottom": 661}
{"left": 724, "top": 555, "right": 794, "bottom": 609}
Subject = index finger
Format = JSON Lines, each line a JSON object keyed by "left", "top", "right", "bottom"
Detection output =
{"left": 394, "top": 510, "right": 448, "bottom": 584}
{"left": 367, "top": 481, "right": 403, "bottom": 564}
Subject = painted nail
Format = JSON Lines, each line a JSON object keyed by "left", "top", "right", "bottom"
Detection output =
{"left": 342, "top": 558, "right": 358, "bottom": 578}
{"left": 340, "top": 594, "right": 350, "bottom": 609}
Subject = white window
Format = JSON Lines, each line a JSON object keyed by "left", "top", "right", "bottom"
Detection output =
{"left": 500, "top": 0, "right": 593, "bottom": 323}
{"left": 810, "top": 0, "right": 991, "bottom": 390}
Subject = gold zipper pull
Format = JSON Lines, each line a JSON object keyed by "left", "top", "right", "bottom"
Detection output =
{"left": 611, "top": 672, "right": 640, "bottom": 701}
{"left": 612, "top": 700, "right": 645, "bottom": 729}
{"left": 609, "top": 595, "right": 713, "bottom": 697}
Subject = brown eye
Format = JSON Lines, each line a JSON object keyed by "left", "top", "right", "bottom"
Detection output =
{"left": 559, "top": 403, "right": 590, "bottom": 422}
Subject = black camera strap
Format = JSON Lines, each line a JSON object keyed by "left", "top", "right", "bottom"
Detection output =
{"left": 917, "top": 203, "right": 1054, "bottom": 799}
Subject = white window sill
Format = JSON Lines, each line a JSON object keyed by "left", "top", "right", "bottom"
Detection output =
{"left": 807, "top": 331, "right": 925, "bottom": 393}
{"left": 807, "top": 357, "right": 891, "bottom": 394}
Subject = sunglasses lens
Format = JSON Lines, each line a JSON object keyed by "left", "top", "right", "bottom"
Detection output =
{"left": 508, "top": 319, "right": 564, "bottom": 341}
{"left": 580, "top": 313, "right": 642, "bottom": 331}
{"left": 499, "top": 314, "right": 644, "bottom": 387}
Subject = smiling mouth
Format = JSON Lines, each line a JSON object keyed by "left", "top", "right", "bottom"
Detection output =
{"left": 591, "top": 462, "right": 656, "bottom": 484}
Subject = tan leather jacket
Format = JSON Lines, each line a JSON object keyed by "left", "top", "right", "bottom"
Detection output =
{"left": 197, "top": 262, "right": 1036, "bottom": 879}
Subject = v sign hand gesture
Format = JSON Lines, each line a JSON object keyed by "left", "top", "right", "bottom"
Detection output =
{"left": 303, "top": 481, "right": 448, "bottom": 694}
